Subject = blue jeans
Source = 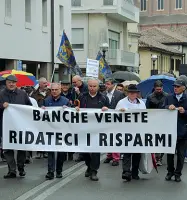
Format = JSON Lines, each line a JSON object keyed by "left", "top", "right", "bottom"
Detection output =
{"left": 48, "top": 152, "right": 66, "bottom": 173}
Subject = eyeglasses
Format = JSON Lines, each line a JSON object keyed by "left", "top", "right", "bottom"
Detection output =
{"left": 174, "top": 85, "right": 181, "bottom": 88}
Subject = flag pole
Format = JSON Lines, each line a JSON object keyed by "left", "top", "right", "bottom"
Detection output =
{"left": 50, "top": 58, "right": 58, "bottom": 82}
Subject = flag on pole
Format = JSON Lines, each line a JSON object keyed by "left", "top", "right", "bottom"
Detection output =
{"left": 57, "top": 30, "right": 82, "bottom": 76}
{"left": 96, "top": 51, "right": 112, "bottom": 78}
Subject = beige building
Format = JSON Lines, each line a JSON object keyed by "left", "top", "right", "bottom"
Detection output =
{"left": 139, "top": 27, "right": 185, "bottom": 80}
{"left": 71, "top": 0, "right": 140, "bottom": 74}
{"left": 134, "top": 0, "right": 187, "bottom": 30}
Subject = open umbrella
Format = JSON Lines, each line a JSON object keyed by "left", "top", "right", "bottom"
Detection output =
{"left": 112, "top": 71, "right": 141, "bottom": 83}
{"left": 0, "top": 70, "right": 37, "bottom": 87}
{"left": 137, "top": 75, "right": 176, "bottom": 99}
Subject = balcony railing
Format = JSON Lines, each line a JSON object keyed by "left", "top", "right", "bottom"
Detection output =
{"left": 109, "top": 49, "right": 139, "bottom": 67}
{"left": 88, "top": 49, "right": 139, "bottom": 67}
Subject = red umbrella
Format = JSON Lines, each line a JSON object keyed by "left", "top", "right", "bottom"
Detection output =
{"left": 0, "top": 70, "right": 37, "bottom": 87}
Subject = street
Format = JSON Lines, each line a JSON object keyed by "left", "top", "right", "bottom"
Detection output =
{"left": 0, "top": 155, "right": 187, "bottom": 200}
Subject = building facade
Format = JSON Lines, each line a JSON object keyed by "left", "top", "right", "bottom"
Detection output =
{"left": 0, "top": 0, "right": 71, "bottom": 81}
{"left": 71, "top": 0, "right": 140, "bottom": 74}
{"left": 134, "top": 0, "right": 187, "bottom": 30}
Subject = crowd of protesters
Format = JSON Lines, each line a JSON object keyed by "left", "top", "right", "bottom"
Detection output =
{"left": 0, "top": 74, "right": 187, "bottom": 183}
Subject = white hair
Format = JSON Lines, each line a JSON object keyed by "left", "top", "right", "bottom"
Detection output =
{"left": 87, "top": 77, "right": 100, "bottom": 85}
{"left": 72, "top": 75, "right": 82, "bottom": 81}
{"left": 39, "top": 77, "right": 47, "bottom": 83}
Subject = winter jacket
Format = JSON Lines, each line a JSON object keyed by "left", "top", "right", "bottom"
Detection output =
{"left": 78, "top": 92, "right": 110, "bottom": 109}
{"left": 163, "top": 93, "right": 187, "bottom": 139}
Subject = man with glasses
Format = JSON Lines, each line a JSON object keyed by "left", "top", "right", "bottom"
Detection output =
{"left": 163, "top": 79, "right": 187, "bottom": 182}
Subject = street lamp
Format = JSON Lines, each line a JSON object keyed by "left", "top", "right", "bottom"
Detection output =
{"left": 100, "top": 43, "right": 109, "bottom": 59}
{"left": 151, "top": 55, "right": 158, "bottom": 75}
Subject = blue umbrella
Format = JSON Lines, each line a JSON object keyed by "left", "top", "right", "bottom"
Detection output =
{"left": 137, "top": 75, "right": 176, "bottom": 98}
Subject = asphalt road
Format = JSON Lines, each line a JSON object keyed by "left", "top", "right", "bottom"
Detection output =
{"left": 0, "top": 155, "right": 187, "bottom": 200}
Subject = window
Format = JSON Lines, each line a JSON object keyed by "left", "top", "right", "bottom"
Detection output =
{"left": 109, "top": 30, "right": 120, "bottom": 59}
{"left": 5, "top": 0, "right": 11, "bottom": 18}
{"left": 42, "top": 0, "right": 47, "bottom": 27}
{"left": 25, "top": 0, "right": 31, "bottom": 23}
{"left": 71, "top": 0, "right": 81, "bottom": 7}
{"left": 109, "top": 31, "right": 120, "bottom": 49}
{"left": 103, "top": 0, "right": 113, "bottom": 5}
{"left": 72, "top": 28, "right": 84, "bottom": 49}
{"left": 59, "top": 6, "right": 64, "bottom": 31}
{"left": 140, "top": 0, "right": 146, "bottom": 11}
{"left": 176, "top": 0, "right": 182, "bottom": 9}
{"left": 158, "top": 0, "right": 164, "bottom": 10}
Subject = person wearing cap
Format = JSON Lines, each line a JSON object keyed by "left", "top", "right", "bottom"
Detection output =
{"left": 163, "top": 79, "right": 187, "bottom": 182}
{"left": 115, "top": 84, "right": 146, "bottom": 181}
{"left": 103, "top": 78, "right": 125, "bottom": 166}
{"left": 60, "top": 80, "right": 72, "bottom": 102}
{"left": 146, "top": 80, "right": 168, "bottom": 166}
{"left": 0, "top": 75, "right": 32, "bottom": 179}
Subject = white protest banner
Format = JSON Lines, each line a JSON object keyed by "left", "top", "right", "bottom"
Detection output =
{"left": 3, "top": 105, "right": 177, "bottom": 153}
{"left": 86, "top": 58, "right": 99, "bottom": 78}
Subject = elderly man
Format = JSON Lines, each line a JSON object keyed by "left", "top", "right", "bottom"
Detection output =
{"left": 75, "top": 78, "right": 109, "bottom": 181}
{"left": 32, "top": 77, "right": 50, "bottom": 158}
{"left": 0, "top": 75, "right": 32, "bottom": 178}
{"left": 103, "top": 78, "right": 124, "bottom": 166}
{"left": 71, "top": 75, "right": 88, "bottom": 162}
{"left": 116, "top": 84, "right": 146, "bottom": 181}
{"left": 61, "top": 80, "right": 72, "bottom": 101}
{"left": 44, "top": 83, "right": 70, "bottom": 180}
{"left": 163, "top": 79, "right": 187, "bottom": 182}
{"left": 71, "top": 75, "right": 88, "bottom": 102}
{"left": 31, "top": 77, "right": 50, "bottom": 107}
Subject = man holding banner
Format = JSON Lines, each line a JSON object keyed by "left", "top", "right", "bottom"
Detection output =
{"left": 0, "top": 75, "right": 32, "bottom": 179}
{"left": 43, "top": 83, "right": 70, "bottom": 180}
{"left": 75, "top": 78, "right": 109, "bottom": 181}
{"left": 163, "top": 79, "right": 187, "bottom": 182}
{"left": 116, "top": 84, "right": 146, "bottom": 181}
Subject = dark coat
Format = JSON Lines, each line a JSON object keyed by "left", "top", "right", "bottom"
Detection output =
{"left": 71, "top": 82, "right": 88, "bottom": 101}
{"left": 78, "top": 92, "right": 110, "bottom": 109}
{"left": 31, "top": 88, "right": 51, "bottom": 107}
{"left": 103, "top": 90, "right": 125, "bottom": 109}
{"left": 146, "top": 92, "right": 168, "bottom": 109}
{"left": 61, "top": 91, "right": 72, "bottom": 101}
{"left": 0, "top": 88, "right": 32, "bottom": 137}
{"left": 163, "top": 93, "right": 187, "bottom": 139}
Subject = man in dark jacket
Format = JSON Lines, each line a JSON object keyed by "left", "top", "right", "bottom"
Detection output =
{"left": 103, "top": 78, "right": 124, "bottom": 166}
{"left": 146, "top": 80, "right": 168, "bottom": 166}
{"left": 60, "top": 80, "right": 72, "bottom": 101}
{"left": 75, "top": 78, "right": 109, "bottom": 181}
{"left": 71, "top": 75, "right": 88, "bottom": 102}
{"left": 163, "top": 79, "right": 187, "bottom": 182}
{"left": 146, "top": 80, "right": 168, "bottom": 109}
{"left": 71, "top": 75, "right": 88, "bottom": 162}
{"left": 0, "top": 75, "right": 32, "bottom": 178}
{"left": 44, "top": 83, "right": 70, "bottom": 180}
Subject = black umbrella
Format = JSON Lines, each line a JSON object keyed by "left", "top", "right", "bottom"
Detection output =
{"left": 112, "top": 71, "right": 141, "bottom": 83}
